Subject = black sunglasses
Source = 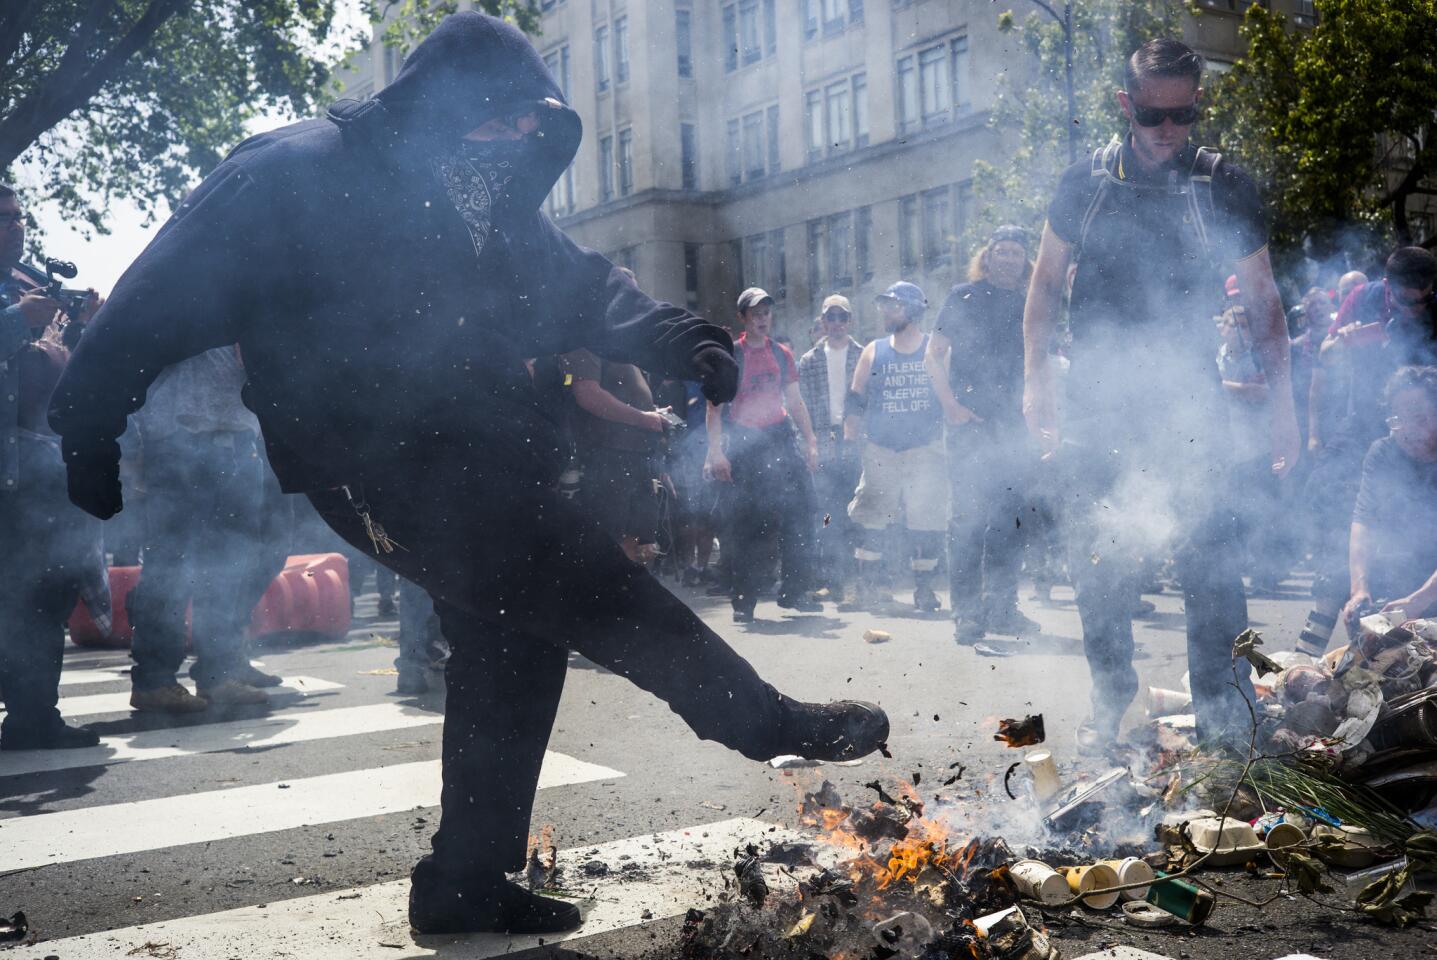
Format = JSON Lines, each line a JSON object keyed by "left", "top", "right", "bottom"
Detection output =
{"left": 1131, "top": 103, "right": 1200, "bottom": 127}
{"left": 823, "top": 310, "right": 851, "bottom": 322}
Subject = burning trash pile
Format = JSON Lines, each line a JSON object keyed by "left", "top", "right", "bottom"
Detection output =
{"left": 679, "top": 722, "right": 1227, "bottom": 960}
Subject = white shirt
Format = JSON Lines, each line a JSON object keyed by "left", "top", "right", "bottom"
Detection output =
{"left": 824, "top": 340, "right": 849, "bottom": 426}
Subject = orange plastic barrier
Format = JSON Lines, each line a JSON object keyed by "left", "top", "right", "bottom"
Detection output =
{"left": 68, "top": 553, "right": 351, "bottom": 649}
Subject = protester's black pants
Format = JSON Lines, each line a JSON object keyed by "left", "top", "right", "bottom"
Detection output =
{"left": 723, "top": 424, "right": 816, "bottom": 610}
{"left": 1059, "top": 423, "right": 1255, "bottom": 742}
{"left": 0, "top": 437, "right": 99, "bottom": 735}
{"left": 946, "top": 423, "right": 1032, "bottom": 622}
{"left": 812, "top": 435, "right": 860, "bottom": 588}
{"left": 129, "top": 431, "right": 265, "bottom": 691}
{"left": 308, "top": 462, "right": 789, "bottom": 881}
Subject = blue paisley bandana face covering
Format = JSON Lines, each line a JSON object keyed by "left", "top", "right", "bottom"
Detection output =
{"left": 433, "top": 140, "right": 527, "bottom": 261}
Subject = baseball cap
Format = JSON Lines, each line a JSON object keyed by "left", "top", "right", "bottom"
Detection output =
{"left": 736, "top": 287, "right": 775, "bottom": 313}
{"left": 820, "top": 294, "right": 853, "bottom": 316}
{"left": 875, "top": 281, "right": 927, "bottom": 311}
{"left": 990, "top": 224, "right": 1031, "bottom": 251}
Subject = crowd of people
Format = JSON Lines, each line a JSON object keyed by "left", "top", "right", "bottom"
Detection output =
{"left": 0, "top": 17, "right": 1434, "bottom": 937}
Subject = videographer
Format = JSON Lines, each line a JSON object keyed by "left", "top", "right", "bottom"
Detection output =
{"left": 0, "top": 182, "right": 110, "bottom": 751}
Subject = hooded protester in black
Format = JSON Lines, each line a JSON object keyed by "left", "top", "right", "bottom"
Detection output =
{"left": 49, "top": 13, "right": 888, "bottom": 935}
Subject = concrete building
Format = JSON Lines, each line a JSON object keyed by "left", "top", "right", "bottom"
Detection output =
{"left": 338, "top": 0, "right": 1326, "bottom": 342}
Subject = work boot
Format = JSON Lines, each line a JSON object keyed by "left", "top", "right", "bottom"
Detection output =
{"left": 409, "top": 857, "right": 582, "bottom": 935}
{"left": 781, "top": 700, "right": 889, "bottom": 762}
{"left": 913, "top": 586, "right": 941, "bottom": 613}
{"left": 987, "top": 607, "right": 1042, "bottom": 636}
{"left": 395, "top": 669, "right": 430, "bottom": 696}
{"left": 732, "top": 605, "right": 755, "bottom": 624}
{"left": 0, "top": 717, "right": 100, "bottom": 751}
{"left": 777, "top": 592, "right": 823, "bottom": 613}
{"left": 1075, "top": 717, "right": 1120, "bottom": 757}
{"left": 197, "top": 679, "right": 270, "bottom": 707}
{"left": 231, "top": 662, "right": 284, "bottom": 688}
{"left": 377, "top": 594, "right": 397, "bottom": 618}
{"left": 130, "top": 683, "right": 209, "bottom": 714}
{"left": 952, "top": 616, "right": 986, "bottom": 646}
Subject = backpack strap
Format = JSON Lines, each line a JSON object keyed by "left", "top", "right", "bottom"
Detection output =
{"left": 1074, "top": 139, "right": 1122, "bottom": 265}
{"left": 1187, "top": 146, "right": 1222, "bottom": 262}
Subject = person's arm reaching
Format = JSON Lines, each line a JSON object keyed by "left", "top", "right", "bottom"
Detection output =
{"left": 704, "top": 400, "right": 731, "bottom": 482}
{"left": 783, "top": 380, "right": 819, "bottom": 471}
{"left": 49, "top": 161, "right": 268, "bottom": 518}
{"left": 1023, "top": 223, "right": 1070, "bottom": 459}
{"left": 844, "top": 341, "right": 875, "bottom": 443}
{"left": 1234, "top": 247, "right": 1300, "bottom": 478}
{"left": 572, "top": 379, "right": 666, "bottom": 433}
{"left": 1341, "top": 520, "right": 1376, "bottom": 631}
{"left": 925, "top": 328, "right": 980, "bottom": 426}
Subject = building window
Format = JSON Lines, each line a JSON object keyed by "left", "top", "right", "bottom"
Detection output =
{"left": 680, "top": 122, "right": 699, "bottom": 190}
{"left": 730, "top": 239, "right": 745, "bottom": 291}
{"left": 724, "top": 0, "right": 775, "bottom": 70}
{"left": 599, "top": 135, "right": 614, "bottom": 202}
{"left": 921, "top": 187, "right": 952, "bottom": 271}
{"left": 618, "top": 128, "right": 634, "bottom": 198}
{"left": 827, "top": 211, "right": 852, "bottom": 288}
{"left": 849, "top": 0, "right": 864, "bottom": 22}
{"left": 807, "top": 213, "right": 858, "bottom": 295}
{"left": 855, "top": 206, "right": 872, "bottom": 283}
{"left": 723, "top": 4, "right": 738, "bottom": 72}
{"left": 726, "top": 118, "right": 741, "bottom": 185}
{"left": 742, "top": 111, "right": 765, "bottom": 181}
{"left": 614, "top": 15, "right": 630, "bottom": 84}
{"left": 614, "top": 246, "right": 637, "bottom": 273}
{"left": 743, "top": 229, "right": 786, "bottom": 299}
{"left": 898, "top": 35, "right": 970, "bottom": 132}
{"left": 899, "top": 195, "right": 920, "bottom": 275}
{"left": 807, "top": 220, "right": 823, "bottom": 299}
{"left": 766, "top": 105, "right": 780, "bottom": 174}
{"left": 676, "top": 8, "right": 693, "bottom": 77}
{"left": 1294, "top": 0, "right": 1317, "bottom": 24}
{"left": 547, "top": 167, "right": 573, "bottom": 218}
{"left": 594, "top": 26, "right": 610, "bottom": 92}
{"left": 383, "top": 44, "right": 400, "bottom": 83}
{"left": 804, "top": 0, "right": 860, "bottom": 39}
{"left": 805, "top": 73, "right": 867, "bottom": 161}
{"left": 684, "top": 243, "right": 702, "bottom": 312}
{"left": 543, "top": 45, "right": 571, "bottom": 100}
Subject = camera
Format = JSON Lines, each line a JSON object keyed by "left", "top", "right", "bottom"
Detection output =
{"left": 15, "top": 257, "right": 92, "bottom": 323}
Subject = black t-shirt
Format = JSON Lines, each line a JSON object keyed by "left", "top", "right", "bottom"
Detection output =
{"left": 1334, "top": 282, "right": 1437, "bottom": 446}
{"left": 1352, "top": 435, "right": 1437, "bottom": 599}
{"left": 1048, "top": 140, "right": 1267, "bottom": 418}
{"left": 933, "top": 280, "right": 1026, "bottom": 424}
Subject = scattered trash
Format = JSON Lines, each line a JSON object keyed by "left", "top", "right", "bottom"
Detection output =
{"left": 994, "top": 714, "right": 1045, "bottom": 748}
{"left": 862, "top": 629, "right": 892, "bottom": 644}
{"left": 1121, "top": 899, "right": 1177, "bottom": 928}
{"left": 768, "top": 755, "right": 821, "bottom": 769}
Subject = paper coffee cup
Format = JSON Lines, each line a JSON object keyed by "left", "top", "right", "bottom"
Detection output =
{"left": 1025, "top": 750, "right": 1063, "bottom": 802}
{"left": 1062, "top": 863, "right": 1121, "bottom": 909}
{"left": 1147, "top": 686, "right": 1192, "bottom": 716}
{"left": 1265, "top": 822, "right": 1306, "bottom": 867}
{"left": 1010, "top": 859, "right": 1069, "bottom": 906}
{"left": 1100, "top": 857, "right": 1154, "bottom": 901}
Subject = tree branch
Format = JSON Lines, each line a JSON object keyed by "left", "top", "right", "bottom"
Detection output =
{"left": 52, "top": 0, "right": 123, "bottom": 86}
{"left": 0, "top": 0, "right": 190, "bottom": 171}
{"left": 0, "top": 0, "right": 47, "bottom": 74}
{"left": 1019, "top": 0, "right": 1065, "bottom": 26}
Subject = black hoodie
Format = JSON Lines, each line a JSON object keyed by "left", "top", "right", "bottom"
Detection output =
{"left": 50, "top": 12, "right": 731, "bottom": 495}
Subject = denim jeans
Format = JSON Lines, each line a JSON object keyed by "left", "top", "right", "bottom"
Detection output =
{"left": 946, "top": 422, "right": 1033, "bottom": 622}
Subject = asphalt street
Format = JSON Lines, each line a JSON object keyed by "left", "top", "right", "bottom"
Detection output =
{"left": 1, "top": 572, "right": 1427, "bottom": 960}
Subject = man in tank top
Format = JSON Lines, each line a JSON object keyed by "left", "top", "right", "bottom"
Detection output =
{"left": 844, "top": 282, "right": 947, "bottom": 612}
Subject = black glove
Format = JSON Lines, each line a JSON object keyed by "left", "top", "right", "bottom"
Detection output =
{"left": 62, "top": 438, "right": 123, "bottom": 520}
{"left": 693, "top": 345, "right": 739, "bottom": 405}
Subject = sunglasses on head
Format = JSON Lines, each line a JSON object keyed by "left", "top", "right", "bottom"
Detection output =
{"left": 1131, "top": 103, "right": 1200, "bottom": 127}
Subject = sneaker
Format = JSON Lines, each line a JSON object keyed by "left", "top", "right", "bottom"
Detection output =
{"left": 1075, "top": 717, "right": 1120, "bottom": 756}
{"left": 953, "top": 617, "right": 986, "bottom": 646}
{"left": 395, "top": 670, "right": 430, "bottom": 696}
{"left": 130, "top": 684, "right": 209, "bottom": 714}
{"left": 197, "top": 680, "right": 270, "bottom": 707}
{"left": 377, "top": 595, "right": 397, "bottom": 618}
{"left": 232, "top": 662, "right": 284, "bottom": 688}
{"left": 409, "top": 859, "right": 582, "bottom": 935}
{"left": 732, "top": 607, "right": 755, "bottom": 624}
{"left": 987, "top": 607, "right": 1042, "bottom": 636}
{"left": 681, "top": 566, "right": 703, "bottom": 588}
{"left": 782, "top": 700, "right": 890, "bottom": 762}
{"left": 777, "top": 594, "right": 823, "bottom": 613}
{"left": 1131, "top": 599, "right": 1157, "bottom": 618}
{"left": 1, "top": 718, "right": 100, "bottom": 751}
{"left": 913, "top": 587, "right": 942, "bottom": 613}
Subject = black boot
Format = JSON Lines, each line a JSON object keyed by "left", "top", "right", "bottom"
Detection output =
{"left": 409, "top": 857, "right": 582, "bottom": 935}
{"left": 780, "top": 700, "right": 889, "bottom": 761}
{"left": 1, "top": 716, "right": 100, "bottom": 751}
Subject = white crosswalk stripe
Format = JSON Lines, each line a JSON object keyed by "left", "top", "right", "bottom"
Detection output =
{"left": 34, "top": 817, "right": 799, "bottom": 959}
{"left": 0, "top": 675, "right": 344, "bottom": 719}
{"left": 0, "top": 701, "right": 444, "bottom": 778}
{"left": 2, "top": 752, "right": 624, "bottom": 871}
{"left": 56, "top": 659, "right": 284, "bottom": 686}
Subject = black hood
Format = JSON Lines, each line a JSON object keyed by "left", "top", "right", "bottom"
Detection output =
{"left": 326, "top": 11, "right": 581, "bottom": 214}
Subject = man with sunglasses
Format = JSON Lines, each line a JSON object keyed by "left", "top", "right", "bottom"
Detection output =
{"left": 798, "top": 295, "right": 864, "bottom": 597}
{"left": 1024, "top": 38, "right": 1298, "bottom": 752}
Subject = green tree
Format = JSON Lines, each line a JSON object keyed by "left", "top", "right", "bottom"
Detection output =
{"left": 364, "top": 1, "right": 540, "bottom": 58}
{"left": 1205, "top": 0, "right": 1437, "bottom": 253}
{"left": 967, "top": 0, "right": 1184, "bottom": 247}
{"left": 0, "top": 1, "right": 343, "bottom": 232}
